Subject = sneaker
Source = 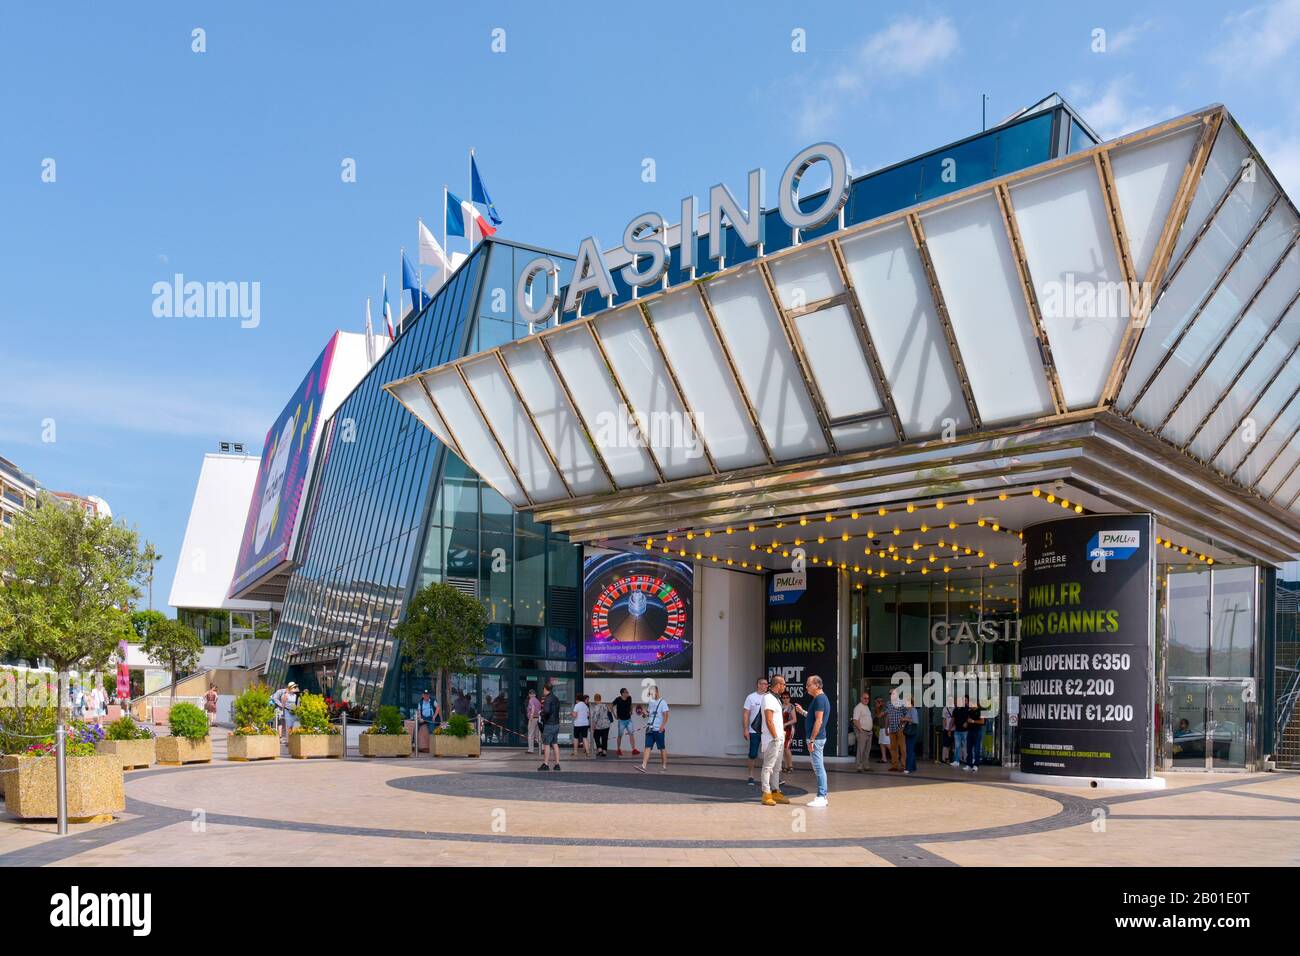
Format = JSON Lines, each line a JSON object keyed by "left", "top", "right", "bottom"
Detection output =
{"left": 903, "top": 770, "right": 912, "bottom": 775}
{"left": 971, "top": 766, "right": 978, "bottom": 773}
{"left": 950, "top": 761, "right": 960, "bottom": 767}
{"left": 631, "top": 748, "right": 641, "bottom": 755}
{"left": 537, "top": 764, "right": 549, "bottom": 771}
{"left": 808, "top": 796, "right": 829, "bottom": 808}
{"left": 553, "top": 764, "right": 561, "bottom": 772}
{"left": 963, "top": 765, "right": 973, "bottom": 772}
{"left": 747, "top": 776, "right": 756, "bottom": 786}
{"left": 761, "top": 793, "right": 776, "bottom": 806}
{"left": 771, "top": 791, "right": 790, "bottom": 805}
{"left": 659, "top": 766, "right": 668, "bottom": 773}
{"left": 637, "top": 764, "right": 648, "bottom": 773}
{"left": 615, "top": 749, "right": 623, "bottom": 756}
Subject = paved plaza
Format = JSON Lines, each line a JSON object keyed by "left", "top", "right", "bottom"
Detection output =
{"left": 2, "top": 730, "right": 1298, "bottom": 867}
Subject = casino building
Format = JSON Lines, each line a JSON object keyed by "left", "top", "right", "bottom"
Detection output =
{"left": 248, "top": 94, "right": 1300, "bottom": 775}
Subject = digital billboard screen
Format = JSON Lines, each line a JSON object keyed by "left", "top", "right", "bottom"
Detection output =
{"left": 583, "top": 551, "right": 693, "bottom": 677}
{"left": 228, "top": 334, "right": 339, "bottom": 597}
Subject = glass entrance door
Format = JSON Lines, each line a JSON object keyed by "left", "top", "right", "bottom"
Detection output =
{"left": 1169, "top": 681, "right": 1207, "bottom": 769}
{"left": 1208, "top": 683, "right": 1248, "bottom": 769}
{"left": 1167, "top": 680, "right": 1253, "bottom": 769}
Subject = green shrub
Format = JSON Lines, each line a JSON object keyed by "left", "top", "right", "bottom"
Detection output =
{"left": 0, "top": 705, "right": 57, "bottom": 756}
{"left": 232, "top": 684, "right": 276, "bottom": 733}
{"left": 438, "top": 713, "right": 473, "bottom": 738}
{"left": 105, "top": 716, "right": 153, "bottom": 741}
{"left": 367, "top": 705, "right": 405, "bottom": 735}
{"left": 291, "top": 692, "right": 336, "bottom": 735}
{"left": 168, "top": 702, "right": 209, "bottom": 741}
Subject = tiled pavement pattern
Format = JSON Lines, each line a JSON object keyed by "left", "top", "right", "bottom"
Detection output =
{"left": 2, "top": 729, "right": 1298, "bottom": 866}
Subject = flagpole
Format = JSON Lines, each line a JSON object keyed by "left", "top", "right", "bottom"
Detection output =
{"left": 469, "top": 147, "right": 475, "bottom": 253}
{"left": 399, "top": 246, "right": 405, "bottom": 331}
{"left": 442, "top": 185, "right": 449, "bottom": 289}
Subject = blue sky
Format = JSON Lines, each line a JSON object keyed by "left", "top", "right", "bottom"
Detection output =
{"left": 2, "top": 1, "right": 1297, "bottom": 612}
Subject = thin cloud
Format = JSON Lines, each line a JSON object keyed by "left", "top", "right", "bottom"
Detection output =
{"left": 793, "top": 16, "right": 960, "bottom": 137}
{"left": 1071, "top": 77, "right": 1179, "bottom": 140}
{"left": 1209, "top": 0, "right": 1300, "bottom": 74}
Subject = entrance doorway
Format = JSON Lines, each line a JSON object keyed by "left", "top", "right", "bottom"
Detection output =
{"left": 1167, "top": 679, "right": 1252, "bottom": 770}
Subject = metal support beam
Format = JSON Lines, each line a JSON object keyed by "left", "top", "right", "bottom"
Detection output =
{"left": 906, "top": 213, "right": 983, "bottom": 429}
{"left": 492, "top": 351, "right": 576, "bottom": 499}
{"left": 536, "top": 335, "right": 620, "bottom": 490}
{"left": 696, "top": 282, "right": 778, "bottom": 466}
{"left": 829, "top": 237, "right": 905, "bottom": 441}
{"left": 1102, "top": 109, "right": 1224, "bottom": 405}
{"left": 636, "top": 302, "right": 719, "bottom": 474}
{"left": 996, "top": 182, "right": 1068, "bottom": 414}
{"left": 1125, "top": 193, "right": 1281, "bottom": 415}
{"left": 756, "top": 260, "right": 838, "bottom": 454}
{"left": 585, "top": 321, "right": 667, "bottom": 484}
{"left": 453, "top": 364, "right": 535, "bottom": 507}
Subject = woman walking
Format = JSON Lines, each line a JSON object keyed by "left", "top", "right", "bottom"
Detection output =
{"left": 590, "top": 693, "right": 612, "bottom": 756}
{"left": 204, "top": 684, "right": 219, "bottom": 727}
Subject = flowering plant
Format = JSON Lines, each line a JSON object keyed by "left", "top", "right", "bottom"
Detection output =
{"left": 231, "top": 723, "right": 277, "bottom": 736}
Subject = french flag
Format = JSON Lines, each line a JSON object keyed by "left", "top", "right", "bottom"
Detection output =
{"left": 446, "top": 190, "right": 497, "bottom": 244}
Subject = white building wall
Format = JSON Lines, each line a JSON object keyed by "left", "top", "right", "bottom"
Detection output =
{"left": 584, "top": 565, "right": 765, "bottom": 758}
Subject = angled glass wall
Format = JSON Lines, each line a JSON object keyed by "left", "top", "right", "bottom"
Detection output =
{"left": 266, "top": 239, "right": 582, "bottom": 723}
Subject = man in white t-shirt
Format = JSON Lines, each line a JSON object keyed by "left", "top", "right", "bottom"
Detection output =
{"left": 852, "top": 691, "right": 874, "bottom": 772}
{"left": 638, "top": 686, "right": 670, "bottom": 773}
{"left": 572, "top": 694, "right": 591, "bottom": 759}
{"left": 742, "top": 677, "right": 769, "bottom": 786}
{"left": 760, "top": 675, "right": 788, "bottom": 805}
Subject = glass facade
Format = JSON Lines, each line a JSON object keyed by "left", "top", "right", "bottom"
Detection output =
{"left": 178, "top": 607, "right": 276, "bottom": 646}
{"left": 265, "top": 239, "right": 582, "bottom": 724}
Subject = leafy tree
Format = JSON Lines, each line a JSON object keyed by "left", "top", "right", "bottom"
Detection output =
{"left": 0, "top": 493, "right": 146, "bottom": 727}
{"left": 129, "top": 609, "right": 166, "bottom": 643}
{"left": 140, "top": 542, "right": 162, "bottom": 611}
{"left": 394, "top": 582, "right": 488, "bottom": 718}
{"left": 140, "top": 618, "right": 202, "bottom": 702}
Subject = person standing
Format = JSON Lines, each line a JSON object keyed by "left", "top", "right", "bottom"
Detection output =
{"left": 524, "top": 689, "right": 542, "bottom": 754}
{"left": 416, "top": 689, "right": 441, "bottom": 753}
{"left": 590, "top": 694, "right": 612, "bottom": 756}
{"left": 538, "top": 684, "right": 562, "bottom": 772}
{"left": 794, "top": 675, "right": 831, "bottom": 806}
{"left": 742, "top": 677, "right": 768, "bottom": 785}
{"left": 613, "top": 687, "right": 639, "bottom": 756}
{"left": 638, "top": 686, "right": 670, "bottom": 773}
{"left": 901, "top": 694, "right": 920, "bottom": 774}
{"left": 759, "top": 675, "right": 788, "bottom": 805}
{"left": 963, "top": 696, "right": 984, "bottom": 773}
{"left": 271, "top": 682, "right": 300, "bottom": 742}
{"left": 886, "top": 691, "right": 906, "bottom": 772}
{"left": 572, "top": 693, "right": 591, "bottom": 759}
{"left": 941, "top": 698, "right": 955, "bottom": 764}
{"left": 204, "top": 684, "right": 219, "bottom": 727}
{"left": 852, "top": 691, "right": 874, "bottom": 772}
{"left": 875, "top": 697, "right": 890, "bottom": 765}
{"left": 780, "top": 691, "right": 797, "bottom": 774}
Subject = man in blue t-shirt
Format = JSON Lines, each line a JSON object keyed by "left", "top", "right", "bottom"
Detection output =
{"left": 794, "top": 675, "right": 832, "bottom": 807}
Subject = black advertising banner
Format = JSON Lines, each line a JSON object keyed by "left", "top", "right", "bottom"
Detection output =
{"left": 1019, "top": 513, "right": 1155, "bottom": 779}
{"left": 765, "top": 568, "right": 838, "bottom": 756}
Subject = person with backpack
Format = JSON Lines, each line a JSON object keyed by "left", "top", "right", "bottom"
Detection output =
{"left": 901, "top": 693, "right": 920, "bottom": 774}
{"left": 538, "top": 683, "right": 562, "bottom": 772}
{"left": 742, "top": 677, "right": 769, "bottom": 785}
{"left": 590, "top": 693, "right": 613, "bottom": 756}
{"left": 270, "top": 682, "right": 300, "bottom": 742}
{"left": 415, "top": 689, "right": 441, "bottom": 753}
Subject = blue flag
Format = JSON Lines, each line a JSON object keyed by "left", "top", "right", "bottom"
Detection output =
{"left": 471, "top": 154, "right": 503, "bottom": 225}
{"left": 402, "top": 253, "right": 423, "bottom": 308}
{"left": 446, "top": 191, "right": 466, "bottom": 238}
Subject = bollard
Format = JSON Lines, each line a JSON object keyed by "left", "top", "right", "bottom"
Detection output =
{"left": 341, "top": 711, "right": 347, "bottom": 760}
{"left": 55, "top": 723, "right": 68, "bottom": 835}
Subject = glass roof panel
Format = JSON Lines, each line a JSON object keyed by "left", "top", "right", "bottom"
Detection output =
{"left": 461, "top": 357, "right": 568, "bottom": 502}
{"left": 1011, "top": 159, "right": 1126, "bottom": 408}
{"left": 768, "top": 245, "right": 844, "bottom": 309}
{"left": 593, "top": 308, "right": 711, "bottom": 480}
{"left": 644, "top": 288, "right": 767, "bottom": 470}
{"left": 1170, "top": 124, "right": 1251, "bottom": 268}
{"left": 705, "top": 268, "right": 828, "bottom": 460}
{"left": 424, "top": 369, "right": 527, "bottom": 506}
{"left": 920, "top": 192, "right": 1055, "bottom": 423}
{"left": 1233, "top": 387, "right": 1300, "bottom": 485}
{"left": 791, "top": 303, "right": 883, "bottom": 419}
{"left": 838, "top": 221, "right": 971, "bottom": 437}
{"left": 544, "top": 327, "right": 660, "bottom": 487}
{"left": 500, "top": 339, "right": 611, "bottom": 496}
{"left": 1109, "top": 127, "right": 1198, "bottom": 280}
{"left": 389, "top": 378, "right": 452, "bottom": 448}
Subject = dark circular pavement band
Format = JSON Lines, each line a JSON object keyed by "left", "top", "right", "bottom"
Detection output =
{"left": 0, "top": 758, "right": 1287, "bottom": 867}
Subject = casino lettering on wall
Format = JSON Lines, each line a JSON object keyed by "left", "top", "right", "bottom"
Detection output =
{"left": 583, "top": 551, "right": 694, "bottom": 677}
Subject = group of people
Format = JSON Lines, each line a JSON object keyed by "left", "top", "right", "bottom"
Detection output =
{"left": 742, "top": 675, "right": 831, "bottom": 807}
{"left": 524, "top": 685, "right": 670, "bottom": 774}
{"left": 69, "top": 684, "right": 110, "bottom": 719}
{"left": 941, "top": 695, "right": 985, "bottom": 772}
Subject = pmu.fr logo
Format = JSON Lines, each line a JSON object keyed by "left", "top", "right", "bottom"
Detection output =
{"left": 1087, "top": 529, "right": 1140, "bottom": 561}
{"left": 49, "top": 886, "right": 151, "bottom": 936}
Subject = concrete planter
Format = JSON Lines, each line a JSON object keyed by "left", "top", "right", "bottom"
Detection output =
{"left": 227, "top": 734, "right": 279, "bottom": 761}
{"left": 0, "top": 754, "right": 125, "bottom": 822}
{"left": 288, "top": 733, "right": 343, "bottom": 759}
{"left": 358, "top": 733, "right": 412, "bottom": 758}
{"left": 433, "top": 733, "right": 481, "bottom": 758}
{"left": 95, "top": 738, "right": 156, "bottom": 770}
{"left": 156, "top": 736, "right": 212, "bottom": 765}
